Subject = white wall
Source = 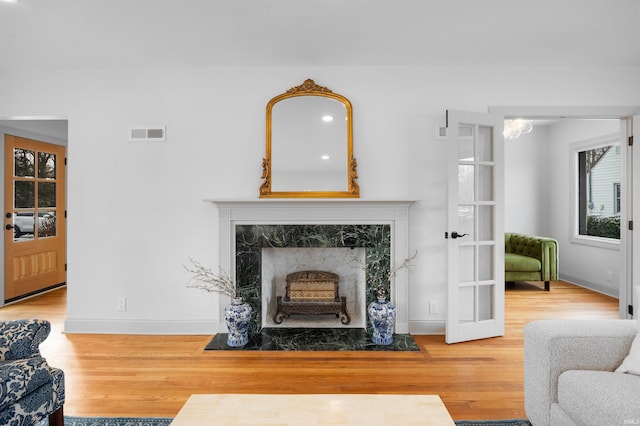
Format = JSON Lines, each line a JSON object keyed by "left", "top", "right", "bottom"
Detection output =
{"left": 0, "top": 65, "right": 639, "bottom": 334}
{"left": 504, "top": 126, "right": 550, "bottom": 236}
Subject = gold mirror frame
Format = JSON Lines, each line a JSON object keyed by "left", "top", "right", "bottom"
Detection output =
{"left": 260, "top": 79, "right": 360, "bottom": 198}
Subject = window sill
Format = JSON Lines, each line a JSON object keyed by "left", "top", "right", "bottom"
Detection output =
{"left": 570, "top": 235, "right": 620, "bottom": 251}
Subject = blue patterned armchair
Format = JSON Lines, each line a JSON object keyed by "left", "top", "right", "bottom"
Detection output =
{"left": 0, "top": 319, "right": 64, "bottom": 426}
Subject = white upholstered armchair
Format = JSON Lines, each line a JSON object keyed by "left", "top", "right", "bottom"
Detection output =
{"left": 524, "top": 319, "right": 640, "bottom": 426}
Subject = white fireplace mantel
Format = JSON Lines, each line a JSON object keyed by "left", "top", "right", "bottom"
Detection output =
{"left": 206, "top": 198, "right": 417, "bottom": 334}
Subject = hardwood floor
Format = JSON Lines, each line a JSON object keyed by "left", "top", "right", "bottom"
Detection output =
{"left": 0, "top": 281, "right": 618, "bottom": 420}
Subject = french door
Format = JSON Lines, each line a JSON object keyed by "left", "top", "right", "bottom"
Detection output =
{"left": 4, "top": 135, "right": 66, "bottom": 302}
{"left": 445, "top": 110, "right": 504, "bottom": 343}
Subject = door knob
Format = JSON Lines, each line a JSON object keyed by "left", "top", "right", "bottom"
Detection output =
{"left": 450, "top": 231, "right": 468, "bottom": 239}
{"left": 5, "top": 224, "right": 14, "bottom": 230}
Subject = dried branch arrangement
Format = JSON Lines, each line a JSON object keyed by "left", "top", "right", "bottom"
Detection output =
{"left": 184, "top": 258, "right": 236, "bottom": 298}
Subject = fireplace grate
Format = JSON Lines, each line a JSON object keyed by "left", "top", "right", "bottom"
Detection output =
{"left": 274, "top": 270, "right": 350, "bottom": 325}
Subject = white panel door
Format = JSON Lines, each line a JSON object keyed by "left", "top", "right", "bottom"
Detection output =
{"left": 445, "top": 110, "right": 504, "bottom": 344}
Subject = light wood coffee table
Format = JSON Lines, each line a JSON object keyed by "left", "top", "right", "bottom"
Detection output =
{"left": 170, "top": 394, "right": 455, "bottom": 425}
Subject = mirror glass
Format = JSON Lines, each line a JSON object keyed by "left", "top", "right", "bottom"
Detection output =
{"left": 260, "top": 79, "right": 359, "bottom": 198}
{"left": 271, "top": 96, "right": 347, "bottom": 192}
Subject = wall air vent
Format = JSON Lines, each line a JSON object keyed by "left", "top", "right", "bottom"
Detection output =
{"left": 128, "top": 126, "right": 166, "bottom": 142}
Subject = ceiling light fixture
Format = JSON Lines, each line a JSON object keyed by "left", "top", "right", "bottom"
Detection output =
{"left": 0, "top": 0, "right": 20, "bottom": 3}
{"left": 322, "top": 115, "right": 334, "bottom": 122}
{"left": 321, "top": 155, "right": 330, "bottom": 160}
{"left": 504, "top": 119, "right": 533, "bottom": 140}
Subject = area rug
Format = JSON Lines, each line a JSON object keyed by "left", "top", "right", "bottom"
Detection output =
{"left": 204, "top": 328, "right": 420, "bottom": 351}
{"left": 61, "top": 417, "right": 529, "bottom": 425}
{"left": 455, "top": 420, "right": 531, "bottom": 426}
{"left": 38, "top": 416, "right": 173, "bottom": 426}
{"left": 65, "top": 418, "right": 173, "bottom": 426}
{"left": 38, "top": 415, "right": 531, "bottom": 425}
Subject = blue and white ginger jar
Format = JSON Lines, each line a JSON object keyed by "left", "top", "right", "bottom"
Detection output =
{"left": 224, "top": 297, "right": 252, "bottom": 347}
{"left": 368, "top": 295, "right": 396, "bottom": 345}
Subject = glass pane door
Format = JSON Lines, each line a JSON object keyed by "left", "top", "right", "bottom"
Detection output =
{"left": 446, "top": 111, "right": 504, "bottom": 344}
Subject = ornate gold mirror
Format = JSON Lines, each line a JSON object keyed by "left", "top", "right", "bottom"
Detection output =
{"left": 260, "top": 79, "right": 359, "bottom": 198}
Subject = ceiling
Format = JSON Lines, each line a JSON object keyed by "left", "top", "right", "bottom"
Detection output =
{"left": 0, "top": 119, "right": 68, "bottom": 140}
{"left": 1, "top": 0, "right": 639, "bottom": 70}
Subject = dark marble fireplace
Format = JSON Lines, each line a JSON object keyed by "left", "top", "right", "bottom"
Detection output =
{"left": 208, "top": 199, "right": 415, "bottom": 337}
{"left": 206, "top": 199, "right": 416, "bottom": 350}
{"left": 234, "top": 224, "right": 391, "bottom": 334}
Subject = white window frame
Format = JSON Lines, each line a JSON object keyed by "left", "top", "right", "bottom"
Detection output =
{"left": 570, "top": 133, "right": 621, "bottom": 251}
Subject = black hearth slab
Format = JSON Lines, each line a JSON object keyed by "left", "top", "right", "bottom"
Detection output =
{"left": 204, "top": 328, "right": 420, "bottom": 351}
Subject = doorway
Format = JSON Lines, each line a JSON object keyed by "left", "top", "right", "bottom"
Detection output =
{"left": 495, "top": 108, "right": 636, "bottom": 318}
{"left": 0, "top": 120, "right": 68, "bottom": 303}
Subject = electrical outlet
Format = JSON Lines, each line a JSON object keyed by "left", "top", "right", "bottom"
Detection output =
{"left": 429, "top": 300, "right": 439, "bottom": 314}
{"left": 116, "top": 297, "right": 127, "bottom": 312}
{"left": 606, "top": 270, "right": 614, "bottom": 282}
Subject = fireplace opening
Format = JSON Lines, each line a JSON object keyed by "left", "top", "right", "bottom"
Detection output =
{"left": 262, "top": 247, "right": 366, "bottom": 329}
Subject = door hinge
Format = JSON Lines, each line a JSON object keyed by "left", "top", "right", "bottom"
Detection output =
{"left": 64, "top": 157, "right": 67, "bottom": 166}
{"left": 64, "top": 210, "right": 67, "bottom": 218}
{"left": 630, "top": 220, "right": 634, "bottom": 231}
{"left": 629, "top": 135, "right": 634, "bottom": 147}
{"left": 65, "top": 263, "right": 67, "bottom": 272}
{"left": 629, "top": 304, "right": 634, "bottom": 316}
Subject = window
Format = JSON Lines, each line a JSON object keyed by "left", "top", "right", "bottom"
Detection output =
{"left": 576, "top": 143, "right": 621, "bottom": 240}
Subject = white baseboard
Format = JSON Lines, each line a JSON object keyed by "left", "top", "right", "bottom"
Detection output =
{"left": 64, "top": 318, "right": 440, "bottom": 336}
{"left": 559, "top": 274, "right": 619, "bottom": 298}
{"left": 64, "top": 318, "right": 223, "bottom": 335}
{"left": 408, "top": 320, "right": 445, "bottom": 335}
{"left": 64, "top": 280, "right": 615, "bottom": 336}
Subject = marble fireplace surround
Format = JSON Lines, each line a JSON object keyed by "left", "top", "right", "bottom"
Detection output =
{"left": 207, "top": 199, "right": 415, "bottom": 334}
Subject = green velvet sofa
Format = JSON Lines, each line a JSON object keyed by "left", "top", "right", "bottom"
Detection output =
{"left": 505, "top": 232, "right": 558, "bottom": 291}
